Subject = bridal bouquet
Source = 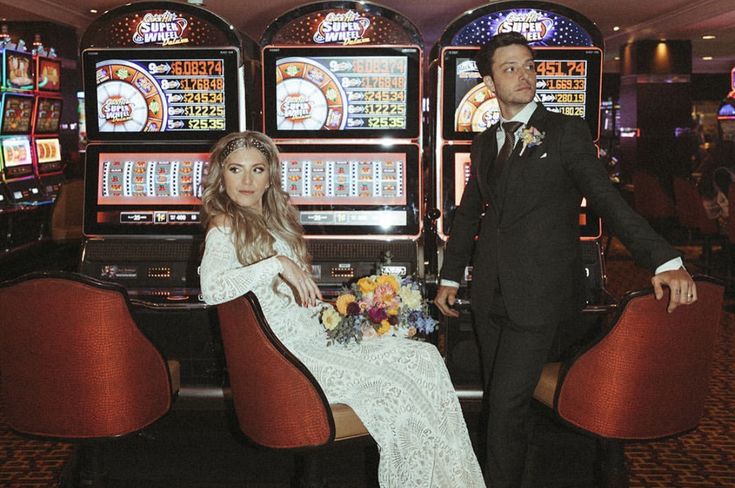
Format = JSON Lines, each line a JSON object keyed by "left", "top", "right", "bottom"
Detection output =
{"left": 320, "top": 274, "right": 438, "bottom": 346}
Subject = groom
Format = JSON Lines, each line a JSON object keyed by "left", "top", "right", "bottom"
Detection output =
{"left": 434, "top": 32, "right": 697, "bottom": 488}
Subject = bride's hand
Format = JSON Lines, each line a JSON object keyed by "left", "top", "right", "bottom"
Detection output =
{"left": 277, "top": 256, "right": 323, "bottom": 307}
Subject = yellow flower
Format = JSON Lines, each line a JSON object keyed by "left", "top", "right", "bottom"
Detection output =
{"left": 377, "top": 320, "right": 391, "bottom": 335}
{"left": 387, "top": 308, "right": 399, "bottom": 316}
{"left": 321, "top": 307, "right": 342, "bottom": 331}
{"left": 376, "top": 274, "right": 400, "bottom": 292}
{"left": 335, "top": 294, "right": 356, "bottom": 315}
{"left": 398, "top": 285, "right": 422, "bottom": 309}
{"left": 357, "top": 277, "right": 377, "bottom": 294}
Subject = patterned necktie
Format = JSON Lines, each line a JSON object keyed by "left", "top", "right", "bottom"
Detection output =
{"left": 494, "top": 121, "right": 524, "bottom": 178}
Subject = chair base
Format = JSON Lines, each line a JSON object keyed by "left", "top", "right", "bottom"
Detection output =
{"left": 596, "top": 439, "right": 629, "bottom": 488}
{"left": 59, "top": 444, "right": 109, "bottom": 488}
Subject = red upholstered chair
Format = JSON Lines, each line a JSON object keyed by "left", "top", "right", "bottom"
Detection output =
{"left": 534, "top": 275, "right": 724, "bottom": 488}
{"left": 0, "top": 272, "right": 177, "bottom": 487}
{"left": 672, "top": 177, "right": 721, "bottom": 274}
{"left": 217, "top": 292, "right": 371, "bottom": 486}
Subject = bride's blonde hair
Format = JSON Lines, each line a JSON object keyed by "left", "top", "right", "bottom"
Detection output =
{"left": 201, "top": 131, "right": 310, "bottom": 270}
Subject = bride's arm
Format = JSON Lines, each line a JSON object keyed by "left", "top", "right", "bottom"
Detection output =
{"left": 199, "top": 226, "right": 283, "bottom": 305}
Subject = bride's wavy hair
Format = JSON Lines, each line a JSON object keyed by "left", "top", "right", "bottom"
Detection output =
{"left": 201, "top": 131, "right": 310, "bottom": 270}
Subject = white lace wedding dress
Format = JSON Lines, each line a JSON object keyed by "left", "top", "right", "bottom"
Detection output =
{"left": 200, "top": 226, "right": 485, "bottom": 488}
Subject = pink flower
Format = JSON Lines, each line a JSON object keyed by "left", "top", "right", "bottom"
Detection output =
{"left": 368, "top": 307, "right": 388, "bottom": 324}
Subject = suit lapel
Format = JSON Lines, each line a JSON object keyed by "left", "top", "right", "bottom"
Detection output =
{"left": 477, "top": 123, "right": 499, "bottom": 214}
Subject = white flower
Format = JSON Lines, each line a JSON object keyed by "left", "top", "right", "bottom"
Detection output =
{"left": 321, "top": 306, "right": 341, "bottom": 331}
{"left": 398, "top": 285, "right": 422, "bottom": 309}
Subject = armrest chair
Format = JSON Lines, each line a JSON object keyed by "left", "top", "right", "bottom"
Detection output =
{"left": 0, "top": 272, "right": 178, "bottom": 487}
{"left": 217, "top": 292, "right": 370, "bottom": 487}
{"left": 534, "top": 275, "right": 724, "bottom": 488}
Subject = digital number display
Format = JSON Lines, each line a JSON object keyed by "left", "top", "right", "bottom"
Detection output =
{"left": 83, "top": 48, "right": 240, "bottom": 141}
{"left": 535, "top": 59, "right": 588, "bottom": 118}
{"left": 444, "top": 47, "right": 602, "bottom": 140}
{"left": 94, "top": 58, "right": 227, "bottom": 133}
{"left": 263, "top": 46, "right": 421, "bottom": 139}
{"left": 275, "top": 56, "right": 408, "bottom": 131}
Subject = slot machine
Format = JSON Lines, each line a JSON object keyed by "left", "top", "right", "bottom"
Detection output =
{"left": 78, "top": 1, "right": 258, "bottom": 389}
{"left": 261, "top": 1, "right": 425, "bottom": 293}
{"left": 0, "top": 42, "right": 45, "bottom": 205}
{"left": 78, "top": 1, "right": 257, "bottom": 298}
{"left": 428, "top": 1, "right": 607, "bottom": 390}
{"left": 716, "top": 67, "right": 735, "bottom": 143}
{"left": 33, "top": 53, "right": 64, "bottom": 199}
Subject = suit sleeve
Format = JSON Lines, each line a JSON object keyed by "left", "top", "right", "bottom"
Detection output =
{"left": 439, "top": 134, "right": 486, "bottom": 283}
{"left": 560, "top": 117, "right": 680, "bottom": 272}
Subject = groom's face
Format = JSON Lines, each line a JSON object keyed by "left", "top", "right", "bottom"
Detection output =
{"left": 483, "top": 44, "right": 536, "bottom": 115}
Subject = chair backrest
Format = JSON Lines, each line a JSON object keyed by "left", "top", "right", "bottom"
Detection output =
{"left": 632, "top": 170, "right": 676, "bottom": 220}
{"left": 555, "top": 276, "right": 723, "bottom": 439}
{"left": 672, "top": 177, "right": 718, "bottom": 235}
{"left": 50, "top": 179, "right": 85, "bottom": 242}
{"left": 0, "top": 272, "right": 172, "bottom": 439}
{"left": 217, "top": 292, "right": 334, "bottom": 449}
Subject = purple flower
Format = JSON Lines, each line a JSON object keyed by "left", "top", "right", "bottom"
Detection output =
{"left": 347, "top": 301, "right": 361, "bottom": 316}
{"left": 368, "top": 307, "right": 387, "bottom": 324}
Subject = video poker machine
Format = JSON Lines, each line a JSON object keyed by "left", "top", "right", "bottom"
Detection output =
{"left": 79, "top": 1, "right": 255, "bottom": 299}
{"left": 716, "top": 67, "right": 735, "bottom": 144}
{"left": 0, "top": 43, "right": 45, "bottom": 205}
{"left": 261, "top": 1, "right": 425, "bottom": 292}
{"left": 428, "top": 2, "right": 609, "bottom": 390}
{"left": 33, "top": 54, "right": 64, "bottom": 198}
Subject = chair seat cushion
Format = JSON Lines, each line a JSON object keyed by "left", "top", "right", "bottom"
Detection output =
{"left": 331, "top": 403, "right": 369, "bottom": 441}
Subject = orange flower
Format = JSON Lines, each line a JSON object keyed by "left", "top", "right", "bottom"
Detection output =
{"left": 377, "top": 320, "right": 391, "bottom": 335}
{"left": 335, "top": 294, "right": 357, "bottom": 315}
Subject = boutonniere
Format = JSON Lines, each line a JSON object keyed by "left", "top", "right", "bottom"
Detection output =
{"left": 519, "top": 126, "right": 545, "bottom": 156}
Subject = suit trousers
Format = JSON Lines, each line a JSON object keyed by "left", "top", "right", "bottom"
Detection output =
{"left": 475, "top": 289, "right": 559, "bottom": 488}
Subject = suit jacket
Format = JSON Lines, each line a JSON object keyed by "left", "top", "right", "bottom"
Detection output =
{"left": 440, "top": 105, "right": 680, "bottom": 327}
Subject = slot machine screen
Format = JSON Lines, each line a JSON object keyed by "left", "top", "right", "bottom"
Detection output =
{"left": 278, "top": 144, "right": 420, "bottom": 236}
{"left": 1, "top": 94, "right": 34, "bottom": 134}
{"left": 35, "top": 138, "right": 61, "bottom": 164}
{"left": 83, "top": 143, "right": 212, "bottom": 236}
{"left": 36, "top": 57, "right": 62, "bottom": 92}
{"left": 82, "top": 48, "right": 240, "bottom": 141}
{"left": 1, "top": 136, "right": 32, "bottom": 168}
{"left": 3, "top": 50, "right": 35, "bottom": 91}
{"left": 263, "top": 46, "right": 420, "bottom": 139}
{"left": 440, "top": 146, "right": 600, "bottom": 238}
{"left": 34, "top": 97, "right": 63, "bottom": 134}
{"left": 442, "top": 47, "right": 602, "bottom": 140}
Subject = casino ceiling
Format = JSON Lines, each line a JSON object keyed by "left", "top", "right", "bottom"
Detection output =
{"left": 0, "top": 0, "right": 733, "bottom": 73}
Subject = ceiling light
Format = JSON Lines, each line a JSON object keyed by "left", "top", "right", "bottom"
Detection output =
{"left": 702, "top": 56, "right": 713, "bottom": 61}
{"left": 614, "top": 56, "right": 620, "bottom": 60}
{"left": 89, "top": 9, "right": 98, "bottom": 13}
{"left": 702, "top": 35, "right": 716, "bottom": 40}
{"left": 613, "top": 26, "right": 620, "bottom": 32}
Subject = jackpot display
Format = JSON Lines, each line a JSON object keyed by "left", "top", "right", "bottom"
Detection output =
{"left": 83, "top": 48, "right": 239, "bottom": 140}
{"left": 278, "top": 144, "right": 420, "bottom": 235}
{"left": 443, "top": 47, "right": 602, "bottom": 139}
{"left": 263, "top": 46, "right": 420, "bottom": 138}
{"left": 83, "top": 143, "right": 210, "bottom": 235}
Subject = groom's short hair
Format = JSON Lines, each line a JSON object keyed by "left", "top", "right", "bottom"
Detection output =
{"left": 475, "top": 32, "right": 533, "bottom": 79}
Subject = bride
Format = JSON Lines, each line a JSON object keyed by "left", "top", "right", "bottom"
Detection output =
{"left": 198, "top": 131, "right": 484, "bottom": 487}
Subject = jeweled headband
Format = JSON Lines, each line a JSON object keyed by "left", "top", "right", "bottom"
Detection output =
{"left": 219, "top": 137, "right": 270, "bottom": 164}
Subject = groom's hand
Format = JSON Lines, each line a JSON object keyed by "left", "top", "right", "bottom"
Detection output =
{"left": 434, "top": 285, "right": 460, "bottom": 318}
{"left": 651, "top": 267, "right": 697, "bottom": 313}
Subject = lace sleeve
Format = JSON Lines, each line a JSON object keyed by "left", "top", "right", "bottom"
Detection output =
{"left": 199, "top": 226, "right": 283, "bottom": 305}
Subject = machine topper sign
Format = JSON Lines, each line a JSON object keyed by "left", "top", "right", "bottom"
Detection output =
{"left": 496, "top": 10, "right": 554, "bottom": 42}
{"left": 133, "top": 11, "right": 189, "bottom": 46}
{"left": 313, "top": 10, "right": 371, "bottom": 45}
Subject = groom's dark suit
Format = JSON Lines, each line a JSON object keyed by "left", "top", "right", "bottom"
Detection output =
{"left": 440, "top": 104, "right": 679, "bottom": 487}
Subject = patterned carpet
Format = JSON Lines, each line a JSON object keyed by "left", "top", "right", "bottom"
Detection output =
{"left": 0, "top": 238, "right": 733, "bottom": 487}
